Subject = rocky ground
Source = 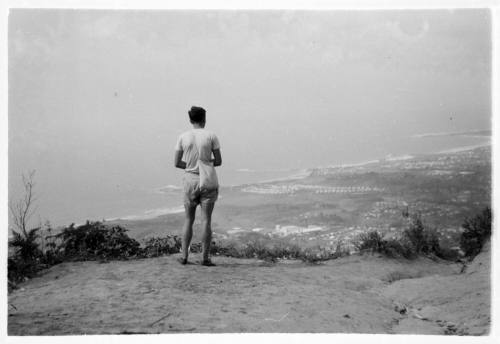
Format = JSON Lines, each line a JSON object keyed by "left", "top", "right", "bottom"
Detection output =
{"left": 8, "top": 247, "right": 490, "bottom": 335}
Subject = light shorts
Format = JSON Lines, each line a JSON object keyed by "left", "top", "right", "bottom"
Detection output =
{"left": 182, "top": 172, "right": 219, "bottom": 207}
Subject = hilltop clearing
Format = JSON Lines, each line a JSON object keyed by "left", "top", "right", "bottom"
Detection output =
{"left": 8, "top": 248, "right": 489, "bottom": 335}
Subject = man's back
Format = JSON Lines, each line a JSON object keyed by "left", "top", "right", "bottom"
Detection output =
{"left": 175, "top": 128, "right": 220, "bottom": 174}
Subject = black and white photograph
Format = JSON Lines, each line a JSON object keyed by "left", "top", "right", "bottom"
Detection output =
{"left": 3, "top": 1, "right": 497, "bottom": 339}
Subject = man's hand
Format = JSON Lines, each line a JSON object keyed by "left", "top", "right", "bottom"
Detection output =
{"left": 174, "top": 150, "right": 186, "bottom": 169}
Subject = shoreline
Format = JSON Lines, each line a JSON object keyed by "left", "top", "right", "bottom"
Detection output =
{"left": 434, "top": 142, "right": 491, "bottom": 154}
{"left": 106, "top": 205, "right": 185, "bottom": 222}
{"left": 91, "top": 142, "right": 493, "bottom": 224}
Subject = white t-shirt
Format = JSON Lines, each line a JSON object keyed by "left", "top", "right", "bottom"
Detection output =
{"left": 174, "top": 128, "right": 220, "bottom": 174}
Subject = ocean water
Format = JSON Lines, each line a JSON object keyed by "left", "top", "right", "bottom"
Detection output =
{"left": 9, "top": 135, "right": 490, "bottom": 228}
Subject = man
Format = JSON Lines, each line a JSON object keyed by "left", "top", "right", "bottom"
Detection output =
{"left": 174, "top": 106, "right": 222, "bottom": 266}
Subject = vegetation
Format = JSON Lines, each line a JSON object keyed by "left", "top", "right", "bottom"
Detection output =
{"left": 8, "top": 221, "right": 352, "bottom": 287}
{"left": 8, "top": 170, "right": 491, "bottom": 288}
{"left": 460, "top": 207, "right": 492, "bottom": 260}
{"left": 9, "top": 207, "right": 492, "bottom": 287}
{"left": 354, "top": 213, "right": 451, "bottom": 259}
{"left": 8, "top": 171, "right": 45, "bottom": 285}
{"left": 353, "top": 208, "right": 492, "bottom": 261}
{"left": 209, "top": 239, "right": 349, "bottom": 263}
{"left": 9, "top": 171, "right": 37, "bottom": 238}
{"left": 402, "top": 214, "right": 441, "bottom": 257}
{"left": 141, "top": 235, "right": 182, "bottom": 257}
{"left": 56, "top": 222, "right": 141, "bottom": 260}
{"left": 353, "top": 230, "right": 414, "bottom": 259}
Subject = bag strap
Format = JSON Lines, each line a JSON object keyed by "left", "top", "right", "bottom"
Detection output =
{"left": 192, "top": 130, "right": 211, "bottom": 164}
{"left": 191, "top": 131, "right": 200, "bottom": 156}
{"left": 192, "top": 131, "right": 206, "bottom": 164}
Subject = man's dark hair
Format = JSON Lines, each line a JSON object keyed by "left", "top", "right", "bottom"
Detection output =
{"left": 188, "top": 106, "right": 206, "bottom": 123}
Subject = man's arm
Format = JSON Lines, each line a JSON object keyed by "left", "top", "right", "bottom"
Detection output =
{"left": 212, "top": 149, "right": 222, "bottom": 167}
{"left": 174, "top": 150, "right": 186, "bottom": 169}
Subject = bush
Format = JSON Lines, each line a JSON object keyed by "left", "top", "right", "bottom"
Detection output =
{"left": 9, "top": 227, "right": 42, "bottom": 261}
{"left": 243, "top": 240, "right": 279, "bottom": 261}
{"left": 353, "top": 214, "right": 447, "bottom": 260}
{"left": 273, "top": 242, "right": 304, "bottom": 260}
{"left": 353, "top": 231, "right": 385, "bottom": 253}
{"left": 141, "top": 235, "right": 182, "bottom": 257}
{"left": 402, "top": 214, "right": 444, "bottom": 258}
{"left": 460, "top": 207, "right": 492, "bottom": 259}
{"left": 209, "top": 239, "right": 348, "bottom": 264}
{"left": 353, "top": 231, "right": 415, "bottom": 259}
{"left": 188, "top": 242, "right": 203, "bottom": 253}
{"left": 56, "top": 222, "right": 141, "bottom": 260}
{"left": 211, "top": 239, "right": 281, "bottom": 261}
{"left": 298, "top": 242, "right": 350, "bottom": 263}
{"left": 403, "top": 215, "right": 426, "bottom": 253}
{"left": 8, "top": 227, "right": 46, "bottom": 284}
{"left": 8, "top": 256, "right": 41, "bottom": 284}
{"left": 381, "top": 238, "right": 415, "bottom": 259}
{"left": 8, "top": 222, "right": 144, "bottom": 286}
{"left": 210, "top": 241, "right": 242, "bottom": 257}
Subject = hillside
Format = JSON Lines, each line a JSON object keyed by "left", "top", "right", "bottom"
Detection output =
{"left": 8, "top": 248, "right": 489, "bottom": 335}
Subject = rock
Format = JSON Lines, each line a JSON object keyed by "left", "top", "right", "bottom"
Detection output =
{"left": 394, "top": 303, "right": 408, "bottom": 315}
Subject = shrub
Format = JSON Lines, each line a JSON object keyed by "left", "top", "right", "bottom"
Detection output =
{"left": 298, "top": 243, "right": 349, "bottom": 263}
{"left": 276, "top": 242, "right": 304, "bottom": 260}
{"left": 460, "top": 207, "right": 492, "bottom": 259}
{"left": 403, "top": 215, "right": 426, "bottom": 253}
{"left": 240, "top": 240, "right": 277, "bottom": 261}
{"left": 402, "top": 214, "right": 444, "bottom": 258}
{"left": 209, "top": 239, "right": 348, "bottom": 264}
{"left": 210, "top": 240, "right": 242, "bottom": 257}
{"left": 188, "top": 242, "right": 203, "bottom": 254}
{"left": 8, "top": 227, "right": 46, "bottom": 284}
{"left": 381, "top": 238, "right": 414, "bottom": 259}
{"left": 211, "top": 239, "right": 282, "bottom": 262}
{"left": 353, "top": 231, "right": 384, "bottom": 253}
{"left": 141, "top": 235, "right": 182, "bottom": 257}
{"left": 8, "top": 221, "right": 145, "bottom": 287}
{"left": 353, "top": 214, "right": 447, "bottom": 260}
{"left": 8, "top": 256, "right": 41, "bottom": 284}
{"left": 55, "top": 222, "right": 141, "bottom": 260}
{"left": 9, "top": 227, "right": 42, "bottom": 261}
{"left": 352, "top": 231, "right": 415, "bottom": 259}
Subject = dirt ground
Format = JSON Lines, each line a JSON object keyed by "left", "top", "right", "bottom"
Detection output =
{"left": 8, "top": 248, "right": 490, "bottom": 335}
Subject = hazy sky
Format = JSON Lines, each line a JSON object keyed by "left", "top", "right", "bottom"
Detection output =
{"left": 8, "top": 9, "right": 491, "bottom": 224}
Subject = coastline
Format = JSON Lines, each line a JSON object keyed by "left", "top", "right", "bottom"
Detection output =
{"left": 435, "top": 142, "right": 491, "bottom": 154}
{"left": 99, "top": 142, "right": 492, "bottom": 223}
{"left": 106, "top": 205, "right": 185, "bottom": 222}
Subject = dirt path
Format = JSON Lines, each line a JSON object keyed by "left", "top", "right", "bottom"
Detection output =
{"left": 8, "top": 251, "right": 489, "bottom": 335}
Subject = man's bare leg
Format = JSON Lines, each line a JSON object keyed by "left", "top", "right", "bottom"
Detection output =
{"left": 181, "top": 204, "right": 197, "bottom": 262}
{"left": 200, "top": 202, "right": 215, "bottom": 263}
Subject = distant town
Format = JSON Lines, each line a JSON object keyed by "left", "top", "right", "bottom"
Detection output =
{"left": 204, "top": 146, "right": 491, "bottom": 254}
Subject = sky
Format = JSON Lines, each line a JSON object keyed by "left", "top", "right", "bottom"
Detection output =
{"left": 8, "top": 9, "right": 491, "bottom": 225}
